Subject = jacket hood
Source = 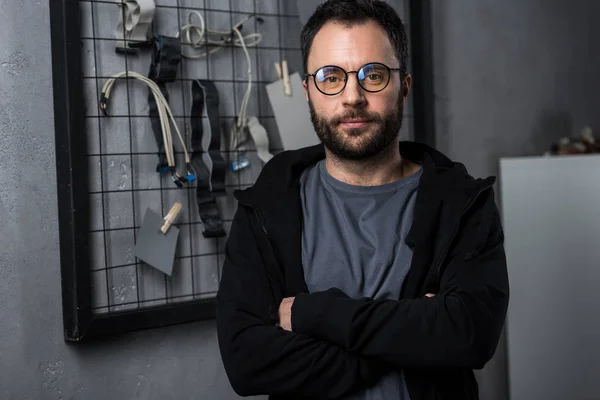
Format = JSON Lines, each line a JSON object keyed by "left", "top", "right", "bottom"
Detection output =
{"left": 234, "top": 141, "right": 495, "bottom": 207}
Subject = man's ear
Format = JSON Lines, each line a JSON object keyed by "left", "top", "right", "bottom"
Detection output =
{"left": 403, "top": 74, "right": 412, "bottom": 100}
{"left": 302, "top": 79, "right": 309, "bottom": 101}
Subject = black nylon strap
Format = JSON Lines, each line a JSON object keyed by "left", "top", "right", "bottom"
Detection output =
{"left": 198, "top": 80, "right": 227, "bottom": 195}
{"left": 190, "top": 80, "right": 226, "bottom": 238}
{"left": 146, "top": 36, "right": 182, "bottom": 175}
{"left": 148, "top": 36, "right": 182, "bottom": 83}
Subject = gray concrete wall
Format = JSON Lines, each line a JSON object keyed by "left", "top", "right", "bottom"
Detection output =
{"left": 3, "top": 0, "right": 600, "bottom": 398}
{"left": 431, "top": 1, "right": 600, "bottom": 399}
{"left": 0, "top": 0, "right": 403, "bottom": 399}
{"left": 0, "top": 0, "right": 245, "bottom": 397}
{"left": 0, "top": 0, "right": 268, "bottom": 398}
{"left": 433, "top": 0, "right": 600, "bottom": 176}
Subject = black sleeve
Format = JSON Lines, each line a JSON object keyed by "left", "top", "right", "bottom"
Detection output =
{"left": 216, "top": 206, "right": 390, "bottom": 398}
{"left": 291, "top": 190, "right": 510, "bottom": 370}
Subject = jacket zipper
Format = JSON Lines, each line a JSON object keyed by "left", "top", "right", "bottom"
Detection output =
{"left": 432, "top": 183, "right": 493, "bottom": 287}
{"left": 249, "top": 205, "right": 281, "bottom": 322}
{"left": 252, "top": 206, "right": 268, "bottom": 235}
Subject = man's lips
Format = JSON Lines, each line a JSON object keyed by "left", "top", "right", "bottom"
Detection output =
{"left": 339, "top": 119, "right": 373, "bottom": 128}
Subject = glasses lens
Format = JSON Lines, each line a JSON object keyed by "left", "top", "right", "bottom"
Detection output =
{"left": 357, "top": 63, "right": 389, "bottom": 92}
{"left": 315, "top": 66, "right": 346, "bottom": 94}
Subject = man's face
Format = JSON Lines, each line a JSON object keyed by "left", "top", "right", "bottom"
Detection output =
{"left": 303, "top": 20, "right": 411, "bottom": 161}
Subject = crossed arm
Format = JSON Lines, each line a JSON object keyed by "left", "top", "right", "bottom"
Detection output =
{"left": 216, "top": 206, "right": 390, "bottom": 398}
{"left": 280, "top": 194, "right": 509, "bottom": 370}
{"left": 279, "top": 237, "right": 507, "bottom": 370}
{"left": 216, "top": 197, "right": 509, "bottom": 397}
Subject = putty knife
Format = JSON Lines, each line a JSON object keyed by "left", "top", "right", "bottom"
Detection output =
{"left": 133, "top": 202, "right": 182, "bottom": 276}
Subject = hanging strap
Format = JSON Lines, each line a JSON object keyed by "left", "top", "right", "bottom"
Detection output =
{"left": 145, "top": 35, "right": 183, "bottom": 182}
{"left": 247, "top": 116, "right": 273, "bottom": 163}
{"left": 190, "top": 80, "right": 226, "bottom": 238}
{"left": 148, "top": 35, "right": 181, "bottom": 83}
{"left": 199, "top": 80, "right": 227, "bottom": 195}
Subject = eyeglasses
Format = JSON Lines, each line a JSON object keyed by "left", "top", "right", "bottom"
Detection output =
{"left": 305, "top": 62, "right": 401, "bottom": 96}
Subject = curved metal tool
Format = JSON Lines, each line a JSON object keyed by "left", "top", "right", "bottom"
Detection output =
{"left": 115, "top": 0, "right": 156, "bottom": 52}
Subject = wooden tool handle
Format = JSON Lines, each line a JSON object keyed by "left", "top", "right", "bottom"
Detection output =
{"left": 161, "top": 202, "right": 182, "bottom": 234}
{"left": 282, "top": 60, "right": 291, "bottom": 96}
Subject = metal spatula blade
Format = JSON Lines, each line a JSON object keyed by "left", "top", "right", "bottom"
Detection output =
{"left": 133, "top": 203, "right": 181, "bottom": 276}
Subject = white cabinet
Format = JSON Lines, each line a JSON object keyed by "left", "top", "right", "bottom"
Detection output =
{"left": 499, "top": 154, "right": 600, "bottom": 400}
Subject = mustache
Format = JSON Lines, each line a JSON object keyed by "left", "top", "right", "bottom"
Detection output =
{"left": 331, "top": 110, "right": 381, "bottom": 125}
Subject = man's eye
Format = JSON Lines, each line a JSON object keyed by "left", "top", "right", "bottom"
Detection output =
{"left": 366, "top": 74, "right": 383, "bottom": 81}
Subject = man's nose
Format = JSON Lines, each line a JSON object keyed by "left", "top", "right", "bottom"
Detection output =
{"left": 341, "top": 73, "right": 367, "bottom": 107}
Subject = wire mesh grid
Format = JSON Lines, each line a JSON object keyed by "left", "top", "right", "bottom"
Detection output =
{"left": 79, "top": 0, "right": 414, "bottom": 315}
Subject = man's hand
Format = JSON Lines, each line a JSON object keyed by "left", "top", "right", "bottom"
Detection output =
{"left": 425, "top": 293, "right": 435, "bottom": 297}
{"left": 278, "top": 297, "right": 295, "bottom": 331}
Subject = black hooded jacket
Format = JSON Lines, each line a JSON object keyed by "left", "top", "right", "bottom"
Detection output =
{"left": 216, "top": 141, "right": 509, "bottom": 400}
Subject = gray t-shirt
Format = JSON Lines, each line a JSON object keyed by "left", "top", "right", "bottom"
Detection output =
{"left": 299, "top": 159, "right": 422, "bottom": 400}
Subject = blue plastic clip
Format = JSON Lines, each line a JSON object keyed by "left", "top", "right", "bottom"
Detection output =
{"left": 230, "top": 156, "right": 250, "bottom": 172}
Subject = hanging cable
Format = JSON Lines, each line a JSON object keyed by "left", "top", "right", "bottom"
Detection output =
{"left": 178, "top": 11, "right": 262, "bottom": 59}
{"left": 178, "top": 11, "right": 262, "bottom": 151}
{"left": 99, "top": 71, "right": 192, "bottom": 185}
{"left": 234, "top": 26, "right": 251, "bottom": 125}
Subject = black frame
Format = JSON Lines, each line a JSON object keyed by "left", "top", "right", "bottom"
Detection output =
{"left": 49, "top": 0, "right": 217, "bottom": 342}
{"left": 305, "top": 63, "right": 402, "bottom": 96}
{"left": 49, "top": 0, "right": 435, "bottom": 342}
{"left": 409, "top": 0, "right": 436, "bottom": 147}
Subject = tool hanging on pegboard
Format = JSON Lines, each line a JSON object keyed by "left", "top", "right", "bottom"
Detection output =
{"left": 114, "top": 0, "right": 156, "bottom": 54}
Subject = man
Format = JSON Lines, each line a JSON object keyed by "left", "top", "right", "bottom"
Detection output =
{"left": 216, "top": 0, "right": 509, "bottom": 399}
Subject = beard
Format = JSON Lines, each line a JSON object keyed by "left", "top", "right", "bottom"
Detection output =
{"left": 308, "top": 93, "right": 404, "bottom": 161}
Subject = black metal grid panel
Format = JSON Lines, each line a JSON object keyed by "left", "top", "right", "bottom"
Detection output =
{"left": 80, "top": 0, "right": 308, "bottom": 317}
{"left": 50, "top": 0, "right": 422, "bottom": 341}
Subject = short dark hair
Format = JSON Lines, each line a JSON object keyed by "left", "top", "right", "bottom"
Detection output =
{"left": 300, "top": 0, "right": 409, "bottom": 76}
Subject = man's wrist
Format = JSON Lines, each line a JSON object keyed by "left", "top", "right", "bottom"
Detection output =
{"left": 291, "top": 289, "right": 351, "bottom": 346}
{"left": 290, "top": 293, "right": 312, "bottom": 332}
